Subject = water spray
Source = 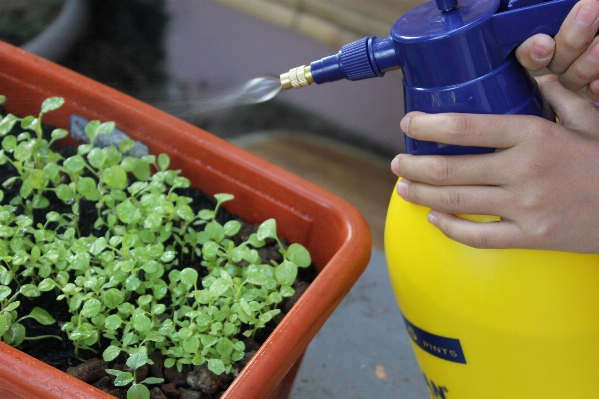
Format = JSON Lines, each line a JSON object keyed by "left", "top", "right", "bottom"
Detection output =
{"left": 278, "top": 0, "right": 599, "bottom": 397}
{"left": 152, "top": 77, "right": 281, "bottom": 121}
{"left": 227, "top": 76, "right": 282, "bottom": 106}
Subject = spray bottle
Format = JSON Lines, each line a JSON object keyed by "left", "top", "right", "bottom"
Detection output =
{"left": 280, "top": 0, "right": 599, "bottom": 397}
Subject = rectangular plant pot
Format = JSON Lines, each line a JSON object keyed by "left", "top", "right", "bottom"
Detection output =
{"left": 0, "top": 41, "right": 371, "bottom": 398}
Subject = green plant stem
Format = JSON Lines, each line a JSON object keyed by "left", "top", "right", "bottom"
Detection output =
{"left": 23, "top": 334, "right": 62, "bottom": 341}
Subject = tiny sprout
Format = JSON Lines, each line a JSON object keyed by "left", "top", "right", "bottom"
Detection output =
{"left": 157, "top": 153, "right": 170, "bottom": 171}
{"left": 41, "top": 97, "right": 65, "bottom": 114}
{"left": 84, "top": 120, "right": 101, "bottom": 142}
{"left": 51, "top": 128, "right": 69, "bottom": 141}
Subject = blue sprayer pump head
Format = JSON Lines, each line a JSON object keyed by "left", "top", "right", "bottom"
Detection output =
{"left": 279, "top": 0, "right": 579, "bottom": 155}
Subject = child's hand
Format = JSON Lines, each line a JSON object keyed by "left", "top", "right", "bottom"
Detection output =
{"left": 391, "top": 75, "right": 599, "bottom": 253}
{"left": 515, "top": 0, "right": 599, "bottom": 100}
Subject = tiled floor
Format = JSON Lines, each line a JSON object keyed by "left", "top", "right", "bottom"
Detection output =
{"left": 288, "top": 249, "right": 428, "bottom": 399}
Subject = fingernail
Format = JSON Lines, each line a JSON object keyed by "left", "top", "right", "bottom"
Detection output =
{"left": 427, "top": 211, "right": 439, "bottom": 227}
{"left": 397, "top": 179, "right": 409, "bottom": 199}
{"left": 588, "top": 41, "right": 599, "bottom": 63}
{"left": 576, "top": 5, "right": 599, "bottom": 25}
{"left": 531, "top": 42, "right": 553, "bottom": 61}
{"left": 590, "top": 79, "right": 599, "bottom": 102}
{"left": 391, "top": 155, "right": 400, "bottom": 175}
{"left": 400, "top": 115, "right": 411, "bottom": 134}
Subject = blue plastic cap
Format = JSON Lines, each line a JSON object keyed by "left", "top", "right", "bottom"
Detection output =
{"left": 339, "top": 37, "right": 378, "bottom": 81}
{"left": 436, "top": 0, "right": 458, "bottom": 11}
{"left": 311, "top": 36, "right": 393, "bottom": 84}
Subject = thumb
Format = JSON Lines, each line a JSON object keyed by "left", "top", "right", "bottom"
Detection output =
{"left": 515, "top": 34, "right": 555, "bottom": 71}
{"left": 536, "top": 74, "right": 599, "bottom": 132}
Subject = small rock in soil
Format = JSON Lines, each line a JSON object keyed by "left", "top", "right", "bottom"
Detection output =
{"left": 150, "top": 387, "right": 169, "bottom": 399}
{"left": 237, "top": 223, "right": 258, "bottom": 242}
{"left": 258, "top": 245, "right": 283, "bottom": 264}
{"left": 165, "top": 364, "right": 191, "bottom": 387}
{"left": 161, "top": 382, "right": 180, "bottom": 399}
{"left": 136, "top": 364, "right": 150, "bottom": 382}
{"left": 187, "top": 364, "right": 221, "bottom": 394}
{"left": 179, "top": 387, "right": 203, "bottom": 399}
{"left": 66, "top": 358, "right": 107, "bottom": 383}
{"left": 107, "top": 388, "right": 127, "bottom": 399}
{"left": 92, "top": 376, "right": 112, "bottom": 390}
{"left": 149, "top": 351, "right": 166, "bottom": 379}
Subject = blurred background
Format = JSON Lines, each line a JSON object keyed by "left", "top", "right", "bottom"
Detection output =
{"left": 0, "top": 1, "right": 429, "bottom": 397}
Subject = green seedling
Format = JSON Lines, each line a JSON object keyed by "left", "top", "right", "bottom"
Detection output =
{"left": 0, "top": 96, "right": 312, "bottom": 399}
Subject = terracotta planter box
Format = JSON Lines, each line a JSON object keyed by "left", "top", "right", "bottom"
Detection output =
{"left": 0, "top": 41, "right": 371, "bottom": 399}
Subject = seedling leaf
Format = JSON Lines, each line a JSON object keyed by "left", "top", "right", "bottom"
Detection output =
{"left": 41, "top": 97, "right": 64, "bottom": 113}
{"left": 29, "top": 307, "right": 55, "bottom": 325}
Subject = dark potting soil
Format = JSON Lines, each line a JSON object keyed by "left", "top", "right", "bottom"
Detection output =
{"left": 0, "top": 106, "right": 317, "bottom": 398}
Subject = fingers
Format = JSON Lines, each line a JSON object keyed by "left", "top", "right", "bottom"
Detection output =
{"left": 427, "top": 211, "right": 527, "bottom": 249}
{"left": 396, "top": 76, "right": 599, "bottom": 153}
{"left": 549, "top": 0, "right": 599, "bottom": 78}
{"left": 515, "top": 1, "right": 599, "bottom": 99}
{"left": 516, "top": 34, "right": 556, "bottom": 71}
{"left": 399, "top": 111, "right": 543, "bottom": 149}
{"left": 558, "top": 35, "right": 599, "bottom": 91}
{"left": 586, "top": 79, "right": 599, "bottom": 100}
{"left": 396, "top": 179, "right": 509, "bottom": 215}
{"left": 392, "top": 152, "right": 506, "bottom": 186}
{"left": 536, "top": 74, "right": 599, "bottom": 131}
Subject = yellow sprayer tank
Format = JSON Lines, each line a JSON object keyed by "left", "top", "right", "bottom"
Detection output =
{"left": 385, "top": 183, "right": 599, "bottom": 398}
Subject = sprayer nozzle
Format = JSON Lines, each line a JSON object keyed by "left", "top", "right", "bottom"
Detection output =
{"left": 280, "top": 65, "right": 313, "bottom": 90}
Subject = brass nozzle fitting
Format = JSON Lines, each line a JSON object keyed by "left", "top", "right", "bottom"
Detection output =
{"left": 280, "top": 65, "right": 313, "bottom": 90}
